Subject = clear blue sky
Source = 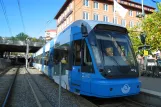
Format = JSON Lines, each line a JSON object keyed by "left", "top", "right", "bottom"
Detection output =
{"left": 0, "top": 0, "right": 159, "bottom": 38}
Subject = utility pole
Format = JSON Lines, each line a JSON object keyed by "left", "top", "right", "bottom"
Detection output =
{"left": 140, "top": 0, "right": 148, "bottom": 70}
{"left": 141, "top": 0, "right": 144, "bottom": 16}
{"left": 59, "top": 62, "right": 62, "bottom": 107}
{"left": 26, "top": 38, "right": 29, "bottom": 68}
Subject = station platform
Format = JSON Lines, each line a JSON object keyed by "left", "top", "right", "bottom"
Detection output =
{"left": 130, "top": 76, "right": 161, "bottom": 107}
{"left": 140, "top": 77, "right": 161, "bottom": 93}
{"left": 140, "top": 76, "right": 161, "bottom": 96}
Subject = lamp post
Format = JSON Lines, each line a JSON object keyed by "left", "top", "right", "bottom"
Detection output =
{"left": 136, "top": 0, "right": 145, "bottom": 19}
{"left": 136, "top": 0, "right": 148, "bottom": 70}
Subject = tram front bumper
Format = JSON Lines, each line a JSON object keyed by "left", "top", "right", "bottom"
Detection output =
{"left": 90, "top": 78, "right": 141, "bottom": 98}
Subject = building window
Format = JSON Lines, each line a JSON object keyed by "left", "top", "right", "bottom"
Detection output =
{"left": 65, "top": 10, "right": 67, "bottom": 16}
{"left": 120, "top": 1, "right": 124, "bottom": 3}
{"left": 113, "top": 17, "right": 117, "bottom": 24}
{"left": 83, "top": 0, "right": 89, "bottom": 6}
{"left": 129, "top": 21, "right": 134, "bottom": 28}
{"left": 70, "top": 2, "right": 73, "bottom": 9}
{"left": 64, "top": 21, "right": 66, "bottom": 27}
{"left": 94, "top": 1, "right": 99, "bottom": 9}
{"left": 104, "top": 4, "right": 108, "bottom": 11}
{"left": 121, "top": 19, "right": 126, "bottom": 27}
{"left": 137, "top": 22, "right": 140, "bottom": 26}
{"left": 129, "top": 10, "right": 133, "bottom": 16}
{"left": 67, "top": 7, "right": 70, "bottom": 12}
{"left": 83, "top": 12, "right": 89, "bottom": 20}
{"left": 129, "top": 3, "right": 132, "bottom": 6}
{"left": 103, "top": 15, "right": 108, "bottom": 22}
{"left": 67, "top": 18, "right": 69, "bottom": 25}
{"left": 136, "top": 11, "right": 139, "bottom": 15}
{"left": 70, "top": 15, "right": 72, "bottom": 22}
{"left": 93, "top": 14, "right": 99, "bottom": 20}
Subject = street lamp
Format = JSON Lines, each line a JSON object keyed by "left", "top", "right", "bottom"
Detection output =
{"left": 136, "top": 13, "right": 145, "bottom": 18}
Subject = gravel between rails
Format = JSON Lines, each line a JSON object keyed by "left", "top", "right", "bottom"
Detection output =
{"left": 28, "top": 68, "right": 97, "bottom": 107}
{"left": 84, "top": 96, "right": 146, "bottom": 107}
{"left": 6, "top": 67, "right": 38, "bottom": 107}
{"left": 0, "top": 66, "right": 13, "bottom": 76}
{"left": 0, "top": 67, "right": 18, "bottom": 106}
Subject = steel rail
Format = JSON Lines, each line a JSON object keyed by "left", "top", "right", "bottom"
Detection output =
{"left": 25, "top": 68, "right": 52, "bottom": 107}
{"left": 2, "top": 66, "right": 20, "bottom": 107}
{"left": 24, "top": 68, "right": 42, "bottom": 107}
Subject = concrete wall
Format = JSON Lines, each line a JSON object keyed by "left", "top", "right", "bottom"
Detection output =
{"left": 0, "top": 58, "right": 11, "bottom": 69}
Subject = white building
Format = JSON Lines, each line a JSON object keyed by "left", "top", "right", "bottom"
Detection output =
{"left": 45, "top": 29, "right": 57, "bottom": 40}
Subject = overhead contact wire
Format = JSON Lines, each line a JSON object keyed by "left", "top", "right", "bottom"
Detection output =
{"left": 17, "top": 0, "right": 26, "bottom": 33}
{"left": 0, "top": 0, "right": 13, "bottom": 36}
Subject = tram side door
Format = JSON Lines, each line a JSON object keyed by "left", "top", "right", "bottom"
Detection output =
{"left": 71, "top": 39, "right": 93, "bottom": 94}
{"left": 71, "top": 40, "right": 82, "bottom": 93}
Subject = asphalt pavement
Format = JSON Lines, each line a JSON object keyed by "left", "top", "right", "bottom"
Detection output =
{"left": 140, "top": 76, "right": 161, "bottom": 92}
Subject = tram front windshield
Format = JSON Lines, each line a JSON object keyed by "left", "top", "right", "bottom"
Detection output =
{"left": 91, "top": 30, "right": 136, "bottom": 68}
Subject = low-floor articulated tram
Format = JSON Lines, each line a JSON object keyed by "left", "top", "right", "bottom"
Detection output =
{"left": 33, "top": 20, "right": 141, "bottom": 98}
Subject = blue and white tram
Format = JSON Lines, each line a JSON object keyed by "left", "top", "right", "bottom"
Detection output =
{"left": 33, "top": 20, "right": 141, "bottom": 98}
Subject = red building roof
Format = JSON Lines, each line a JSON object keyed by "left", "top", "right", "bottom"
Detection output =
{"left": 45, "top": 29, "right": 57, "bottom": 32}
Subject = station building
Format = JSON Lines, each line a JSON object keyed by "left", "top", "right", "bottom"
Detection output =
{"left": 54, "top": 0, "right": 155, "bottom": 34}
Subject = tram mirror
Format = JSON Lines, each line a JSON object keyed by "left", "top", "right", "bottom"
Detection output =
{"left": 81, "top": 24, "right": 88, "bottom": 37}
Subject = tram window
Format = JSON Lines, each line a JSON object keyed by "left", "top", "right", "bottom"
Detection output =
{"left": 73, "top": 40, "right": 81, "bottom": 65}
{"left": 61, "top": 50, "right": 68, "bottom": 64}
{"left": 40, "top": 58, "right": 42, "bottom": 64}
{"left": 84, "top": 43, "right": 92, "bottom": 66}
{"left": 44, "top": 52, "right": 49, "bottom": 65}
{"left": 53, "top": 45, "right": 69, "bottom": 64}
{"left": 82, "top": 42, "right": 94, "bottom": 73}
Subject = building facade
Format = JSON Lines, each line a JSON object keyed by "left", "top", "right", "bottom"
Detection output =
{"left": 45, "top": 29, "right": 57, "bottom": 40}
{"left": 54, "top": 0, "right": 155, "bottom": 34}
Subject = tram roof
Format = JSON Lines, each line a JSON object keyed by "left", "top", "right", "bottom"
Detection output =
{"left": 57, "top": 20, "right": 126, "bottom": 37}
{"left": 71, "top": 20, "right": 125, "bottom": 29}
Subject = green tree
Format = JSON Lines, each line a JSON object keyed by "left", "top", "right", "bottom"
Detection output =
{"left": 128, "top": 2, "right": 161, "bottom": 53}
{"left": 15, "top": 32, "right": 29, "bottom": 41}
{"left": 31, "top": 37, "right": 39, "bottom": 42}
{"left": 142, "top": 2, "right": 161, "bottom": 51}
{"left": 128, "top": 25, "right": 142, "bottom": 52}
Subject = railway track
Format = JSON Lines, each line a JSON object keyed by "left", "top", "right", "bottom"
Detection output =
{"left": 0, "top": 66, "right": 13, "bottom": 77}
{"left": 1, "top": 66, "right": 20, "bottom": 107}
{"left": 83, "top": 96, "right": 154, "bottom": 107}
{"left": 24, "top": 68, "right": 53, "bottom": 107}
{"left": 1, "top": 66, "right": 52, "bottom": 107}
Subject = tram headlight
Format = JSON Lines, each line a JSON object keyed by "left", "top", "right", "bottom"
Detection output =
{"left": 107, "top": 69, "right": 111, "bottom": 73}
